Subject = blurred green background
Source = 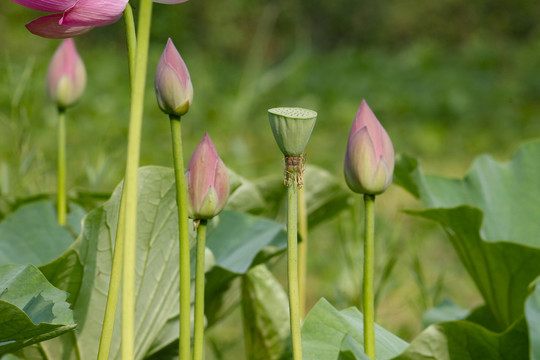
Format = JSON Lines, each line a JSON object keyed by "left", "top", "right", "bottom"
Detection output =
{"left": 1, "top": 0, "right": 540, "bottom": 355}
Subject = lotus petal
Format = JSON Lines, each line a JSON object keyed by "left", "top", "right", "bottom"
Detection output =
{"left": 9, "top": 0, "right": 76, "bottom": 13}
{"left": 61, "top": 0, "right": 128, "bottom": 27}
{"left": 26, "top": 14, "right": 94, "bottom": 39}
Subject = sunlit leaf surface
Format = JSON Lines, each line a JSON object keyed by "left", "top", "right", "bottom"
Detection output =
{"left": 302, "top": 298, "right": 408, "bottom": 360}
{"left": 394, "top": 139, "right": 540, "bottom": 329}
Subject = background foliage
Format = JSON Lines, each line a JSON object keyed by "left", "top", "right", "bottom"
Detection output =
{"left": 1, "top": 0, "right": 540, "bottom": 358}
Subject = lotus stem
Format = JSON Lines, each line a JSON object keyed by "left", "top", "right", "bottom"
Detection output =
{"left": 56, "top": 106, "right": 66, "bottom": 225}
{"left": 297, "top": 184, "right": 308, "bottom": 319}
{"left": 123, "top": 4, "right": 136, "bottom": 84}
{"left": 170, "top": 115, "right": 191, "bottom": 360}
{"left": 363, "top": 193, "right": 375, "bottom": 359}
{"left": 286, "top": 155, "right": 303, "bottom": 360}
{"left": 96, "top": 7, "right": 136, "bottom": 359}
{"left": 97, "top": 194, "right": 126, "bottom": 359}
{"left": 121, "top": 0, "right": 153, "bottom": 358}
{"left": 193, "top": 219, "right": 208, "bottom": 360}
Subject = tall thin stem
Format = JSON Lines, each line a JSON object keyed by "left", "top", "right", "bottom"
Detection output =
{"left": 352, "top": 194, "right": 363, "bottom": 308}
{"left": 363, "top": 194, "right": 375, "bottom": 359}
{"left": 123, "top": 3, "right": 137, "bottom": 84}
{"left": 97, "top": 193, "right": 126, "bottom": 360}
{"left": 57, "top": 107, "right": 66, "bottom": 225}
{"left": 193, "top": 220, "right": 208, "bottom": 360}
{"left": 96, "top": 7, "right": 136, "bottom": 359}
{"left": 287, "top": 179, "right": 302, "bottom": 360}
{"left": 170, "top": 115, "right": 191, "bottom": 360}
{"left": 121, "top": 0, "right": 153, "bottom": 358}
{"left": 297, "top": 184, "right": 308, "bottom": 319}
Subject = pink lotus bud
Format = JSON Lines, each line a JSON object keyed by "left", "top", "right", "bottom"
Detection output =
{"left": 46, "top": 38, "right": 86, "bottom": 109}
{"left": 186, "top": 134, "right": 229, "bottom": 220}
{"left": 344, "top": 100, "right": 394, "bottom": 195}
{"left": 155, "top": 38, "right": 193, "bottom": 117}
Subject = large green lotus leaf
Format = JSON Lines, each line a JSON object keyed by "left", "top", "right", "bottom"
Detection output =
{"left": 0, "top": 201, "right": 84, "bottom": 266}
{"left": 144, "top": 250, "right": 213, "bottom": 359}
{"left": 241, "top": 264, "right": 291, "bottom": 360}
{"left": 204, "top": 273, "right": 241, "bottom": 328}
{"left": 206, "top": 210, "right": 286, "bottom": 275}
{"left": 38, "top": 246, "right": 83, "bottom": 305}
{"left": 338, "top": 335, "right": 370, "bottom": 360}
{"left": 302, "top": 298, "right": 408, "bottom": 360}
{"left": 18, "top": 166, "right": 290, "bottom": 359}
{"left": 0, "top": 264, "right": 75, "bottom": 356}
{"left": 254, "top": 165, "right": 351, "bottom": 228}
{"left": 393, "top": 318, "right": 528, "bottom": 360}
{"left": 226, "top": 169, "right": 267, "bottom": 215}
{"left": 525, "top": 278, "right": 540, "bottom": 360}
{"left": 204, "top": 210, "right": 287, "bottom": 328}
{"left": 394, "top": 140, "right": 540, "bottom": 329}
{"left": 144, "top": 316, "right": 182, "bottom": 360}
{"left": 422, "top": 298, "right": 470, "bottom": 328}
{"left": 303, "top": 165, "right": 352, "bottom": 228}
{"left": 465, "top": 304, "right": 501, "bottom": 333}
{"left": 396, "top": 140, "right": 540, "bottom": 245}
{"left": 411, "top": 206, "right": 540, "bottom": 329}
{"left": 29, "top": 166, "right": 190, "bottom": 360}
{"left": 1, "top": 355, "right": 23, "bottom": 360}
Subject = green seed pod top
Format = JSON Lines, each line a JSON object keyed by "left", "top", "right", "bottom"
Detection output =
{"left": 268, "top": 107, "right": 317, "bottom": 157}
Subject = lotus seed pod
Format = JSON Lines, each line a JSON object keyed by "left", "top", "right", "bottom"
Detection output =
{"left": 268, "top": 107, "right": 317, "bottom": 157}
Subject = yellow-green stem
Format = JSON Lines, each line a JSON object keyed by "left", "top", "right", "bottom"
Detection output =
{"left": 363, "top": 194, "right": 375, "bottom": 359}
{"left": 57, "top": 107, "right": 66, "bottom": 225}
{"left": 352, "top": 195, "right": 363, "bottom": 309}
{"left": 97, "top": 194, "right": 126, "bottom": 360}
{"left": 170, "top": 116, "right": 191, "bottom": 360}
{"left": 123, "top": 3, "right": 136, "bottom": 84}
{"left": 288, "top": 180, "right": 303, "bottom": 360}
{"left": 121, "top": 1, "right": 153, "bottom": 358}
{"left": 193, "top": 220, "right": 207, "bottom": 360}
{"left": 96, "top": 7, "right": 136, "bottom": 359}
{"left": 297, "top": 185, "right": 308, "bottom": 319}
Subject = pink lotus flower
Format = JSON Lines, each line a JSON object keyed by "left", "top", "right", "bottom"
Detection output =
{"left": 47, "top": 38, "right": 86, "bottom": 108}
{"left": 185, "top": 134, "right": 229, "bottom": 220}
{"left": 155, "top": 38, "right": 193, "bottom": 117}
{"left": 344, "top": 100, "right": 395, "bottom": 195}
{"left": 9, "top": 0, "right": 129, "bottom": 38}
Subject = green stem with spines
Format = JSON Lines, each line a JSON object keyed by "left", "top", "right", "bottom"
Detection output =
{"left": 363, "top": 193, "right": 375, "bottom": 359}
{"left": 96, "top": 6, "right": 136, "bottom": 359}
{"left": 287, "top": 171, "right": 302, "bottom": 360}
{"left": 57, "top": 106, "right": 66, "bottom": 225}
{"left": 193, "top": 219, "right": 208, "bottom": 360}
{"left": 121, "top": 0, "right": 153, "bottom": 358}
{"left": 297, "top": 184, "right": 308, "bottom": 319}
{"left": 170, "top": 115, "right": 191, "bottom": 360}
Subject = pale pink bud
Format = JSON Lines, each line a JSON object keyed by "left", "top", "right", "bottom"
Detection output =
{"left": 46, "top": 38, "right": 86, "bottom": 109}
{"left": 186, "top": 134, "right": 229, "bottom": 220}
{"left": 344, "top": 100, "right": 395, "bottom": 195}
{"left": 155, "top": 38, "right": 193, "bottom": 117}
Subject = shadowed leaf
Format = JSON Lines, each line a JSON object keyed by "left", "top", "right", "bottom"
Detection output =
{"left": 0, "top": 264, "right": 75, "bottom": 356}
